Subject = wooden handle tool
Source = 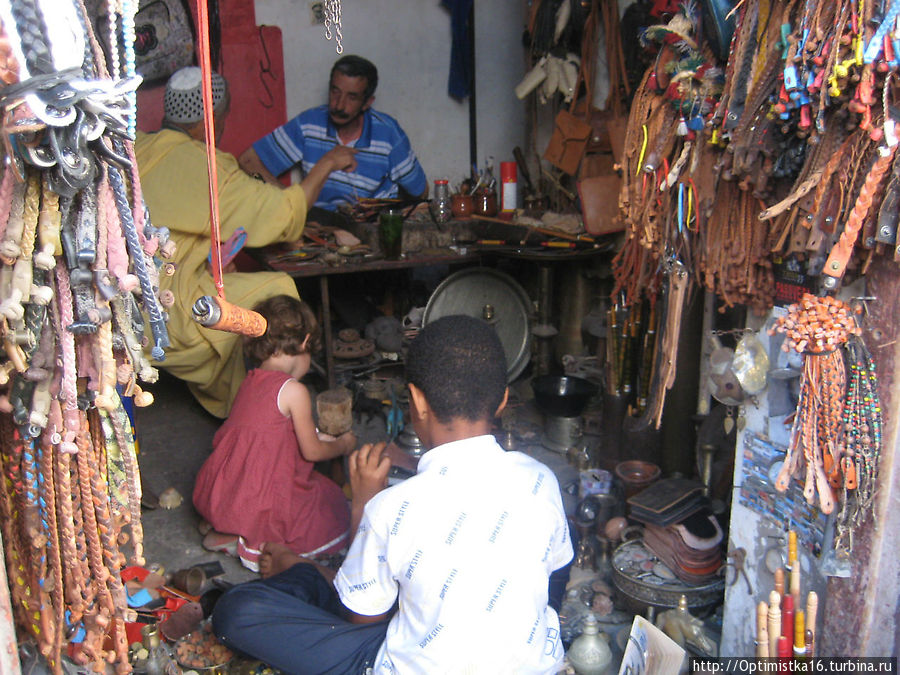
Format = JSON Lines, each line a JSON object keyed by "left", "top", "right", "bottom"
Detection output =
{"left": 768, "top": 590, "right": 782, "bottom": 658}
{"left": 192, "top": 295, "right": 267, "bottom": 337}
{"left": 806, "top": 591, "right": 818, "bottom": 656}
{"left": 757, "top": 601, "right": 770, "bottom": 657}
{"left": 794, "top": 609, "right": 806, "bottom": 656}
{"left": 790, "top": 558, "right": 801, "bottom": 607}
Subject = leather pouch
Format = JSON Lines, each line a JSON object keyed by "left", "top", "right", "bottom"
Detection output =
{"left": 543, "top": 109, "right": 592, "bottom": 176}
{"left": 578, "top": 174, "right": 623, "bottom": 235}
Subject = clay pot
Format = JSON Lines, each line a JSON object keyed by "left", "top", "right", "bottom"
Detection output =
{"left": 614, "top": 460, "right": 661, "bottom": 499}
{"left": 473, "top": 188, "right": 497, "bottom": 217}
{"left": 450, "top": 193, "right": 474, "bottom": 219}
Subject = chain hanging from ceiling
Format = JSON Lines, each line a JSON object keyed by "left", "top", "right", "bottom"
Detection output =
{"left": 323, "top": 0, "right": 343, "bottom": 54}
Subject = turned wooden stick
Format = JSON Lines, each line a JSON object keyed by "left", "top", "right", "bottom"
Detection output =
{"left": 774, "top": 567, "right": 785, "bottom": 597}
{"left": 790, "top": 559, "right": 801, "bottom": 608}
{"left": 806, "top": 591, "right": 818, "bottom": 656}
{"left": 757, "top": 601, "right": 770, "bottom": 657}
{"left": 768, "top": 590, "right": 782, "bottom": 658}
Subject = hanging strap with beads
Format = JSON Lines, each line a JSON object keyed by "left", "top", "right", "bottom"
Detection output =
{"left": 835, "top": 334, "right": 883, "bottom": 553}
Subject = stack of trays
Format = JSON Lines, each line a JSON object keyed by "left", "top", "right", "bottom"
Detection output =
{"left": 627, "top": 478, "right": 723, "bottom": 584}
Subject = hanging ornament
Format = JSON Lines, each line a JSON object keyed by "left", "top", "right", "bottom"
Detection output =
{"left": 770, "top": 294, "right": 861, "bottom": 519}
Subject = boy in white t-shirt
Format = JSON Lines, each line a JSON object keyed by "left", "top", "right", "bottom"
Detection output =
{"left": 212, "top": 315, "right": 574, "bottom": 674}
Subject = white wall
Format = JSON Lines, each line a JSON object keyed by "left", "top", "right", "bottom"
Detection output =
{"left": 253, "top": 0, "right": 527, "bottom": 190}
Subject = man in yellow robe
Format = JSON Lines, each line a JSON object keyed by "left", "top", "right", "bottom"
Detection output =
{"left": 136, "top": 67, "right": 356, "bottom": 417}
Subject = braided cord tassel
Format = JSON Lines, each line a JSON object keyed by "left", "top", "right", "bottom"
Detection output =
{"left": 17, "top": 434, "right": 49, "bottom": 647}
{"left": 47, "top": 398, "right": 86, "bottom": 626}
{"left": 0, "top": 417, "right": 33, "bottom": 635}
{"left": 0, "top": 168, "right": 17, "bottom": 241}
{"left": 8, "top": 0, "right": 54, "bottom": 76}
{"left": 65, "top": 455, "right": 94, "bottom": 627}
{"left": 1, "top": 179, "right": 26, "bottom": 261}
{"left": 98, "top": 176, "right": 132, "bottom": 289}
{"left": 92, "top": 321, "right": 116, "bottom": 410}
{"left": 73, "top": 415, "right": 115, "bottom": 666}
{"left": 86, "top": 409, "right": 130, "bottom": 672}
{"left": 103, "top": 405, "right": 143, "bottom": 565}
{"left": 36, "top": 176, "right": 61, "bottom": 271}
{"left": 37, "top": 434, "right": 63, "bottom": 672}
{"left": 20, "top": 173, "right": 39, "bottom": 262}
{"left": 106, "top": 165, "right": 168, "bottom": 359}
{"left": 53, "top": 266, "right": 79, "bottom": 454}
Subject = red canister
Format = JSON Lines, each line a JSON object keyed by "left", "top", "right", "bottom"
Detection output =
{"left": 500, "top": 161, "right": 517, "bottom": 219}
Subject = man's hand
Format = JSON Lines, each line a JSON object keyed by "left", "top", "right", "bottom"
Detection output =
{"left": 321, "top": 145, "right": 358, "bottom": 174}
{"left": 238, "top": 146, "right": 282, "bottom": 186}
{"left": 300, "top": 145, "right": 358, "bottom": 205}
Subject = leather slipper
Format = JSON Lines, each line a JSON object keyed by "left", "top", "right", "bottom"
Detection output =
{"left": 202, "top": 531, "right": 238, "bottom": 557}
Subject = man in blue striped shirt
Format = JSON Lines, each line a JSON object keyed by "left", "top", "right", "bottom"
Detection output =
{"left": 239, "top": 55, "right": 428, "bottom": 211}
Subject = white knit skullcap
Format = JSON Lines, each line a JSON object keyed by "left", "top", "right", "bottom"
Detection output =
{"left": 164, "top": 66, "right": 227, "bottom": 124}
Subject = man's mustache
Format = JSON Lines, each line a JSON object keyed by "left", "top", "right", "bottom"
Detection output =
{"left": 330, "top": 109, "right": 350, "bottom": 119}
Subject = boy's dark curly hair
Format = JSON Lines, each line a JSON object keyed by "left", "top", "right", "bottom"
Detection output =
{"left": 243, "top": 295, "right": 321, "bottom": 367}
{"left": 405, "top": 315, "right": 507, "bottom": 424}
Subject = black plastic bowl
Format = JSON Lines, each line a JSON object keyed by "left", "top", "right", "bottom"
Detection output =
{"left": 531, "top": 375, "right": 599, "bottom": 417}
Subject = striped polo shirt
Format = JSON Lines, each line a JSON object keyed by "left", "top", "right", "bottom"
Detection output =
{"left": 252, "top": 105, "right": 427, "bottom": 211}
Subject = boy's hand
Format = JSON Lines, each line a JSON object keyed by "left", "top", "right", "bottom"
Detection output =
{"left": 348, "top": 442, "right": 391, "bottom": 506}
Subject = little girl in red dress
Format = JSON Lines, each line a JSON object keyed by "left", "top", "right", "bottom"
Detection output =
{"left": 193, "top": 295, "right": 355, "bottom": 571}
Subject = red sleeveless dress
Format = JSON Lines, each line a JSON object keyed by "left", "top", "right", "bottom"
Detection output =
{"left": 193, "top": 369, "right": 349, "bottom": 565}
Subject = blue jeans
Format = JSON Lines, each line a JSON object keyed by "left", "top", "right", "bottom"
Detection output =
{"left": 213, "top": 550, "right": 572, "bottom": 674}
{"left": 212, "top": 563, "right": 389, "bottom": 675}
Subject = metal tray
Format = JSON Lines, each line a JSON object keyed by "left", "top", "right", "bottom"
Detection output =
{"left": 611, "top": 539, "right": 725, "bottom": 611}
{"left": 423, "top": 267, "right": 532, "bottom": 381}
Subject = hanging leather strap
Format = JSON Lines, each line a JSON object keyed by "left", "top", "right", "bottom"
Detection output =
{"left": 823, "top": 144, "right": 897, "bottom": 283}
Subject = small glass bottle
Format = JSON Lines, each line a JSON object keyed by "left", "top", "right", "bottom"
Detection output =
{"left": 431, "top": 179, "right": 452, "bottom": 224}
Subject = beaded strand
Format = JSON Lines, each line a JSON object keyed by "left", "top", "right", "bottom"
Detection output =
{"left": 835, "top": 336, "right": 882, "bottom": 553}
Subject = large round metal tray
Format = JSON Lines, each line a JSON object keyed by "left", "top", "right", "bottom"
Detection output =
{"left": 423, "top": 268, "right": 532, "bottom": 381}
{"left": 611, "top": 539, "right": 724, "bottom": 611}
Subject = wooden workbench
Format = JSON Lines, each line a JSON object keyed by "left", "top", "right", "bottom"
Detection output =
{"left": 253, "top": 241, "right": 481, "bottom": 387}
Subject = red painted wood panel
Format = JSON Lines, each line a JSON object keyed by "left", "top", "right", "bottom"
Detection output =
{"left": 135, "top": 0, "right": 287, "bottom": 159}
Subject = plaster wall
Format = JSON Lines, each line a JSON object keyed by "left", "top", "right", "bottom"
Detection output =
{"left": 251, "top": 0, "right": 528, "bottom": 193}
